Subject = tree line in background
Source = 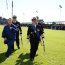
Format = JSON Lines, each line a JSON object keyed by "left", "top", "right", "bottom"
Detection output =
{"left": 0, "top": 17, "right": 7, "bottom": 24}
{"left": 0, "top": 16, "right": 65, "bottom": 30}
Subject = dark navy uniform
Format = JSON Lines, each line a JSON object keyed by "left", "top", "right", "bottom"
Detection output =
{"left": 27, "top": 23, "right": 44, "bottom": 60}
{"left": 13, "top": 21, "right": 22, "bottom": 49}
{"left": 38, "top": 22, "right": 44, "bottom": 37}
{"left": 2, "top": 24, "right": 18, "bottom": 57}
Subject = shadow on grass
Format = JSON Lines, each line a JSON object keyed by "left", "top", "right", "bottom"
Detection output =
{"left": 0, "top": 49, "right": 17, "bottom": 63}
{"left": 0, "top": 52, "right": 7, "bottom": 63}
{"left": 15, "top": 53, "right": 37, "bottom": 65}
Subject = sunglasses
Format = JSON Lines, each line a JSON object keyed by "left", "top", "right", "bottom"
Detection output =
{"left": 32, "top": 19, "right": 36, "bottom": 21}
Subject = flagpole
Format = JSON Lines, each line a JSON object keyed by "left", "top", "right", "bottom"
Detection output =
{"left": 6, "top": 0, "right": 8, "bottom": 9}
{"left": 12, "top": 0, "right": 13, "bottom": 18}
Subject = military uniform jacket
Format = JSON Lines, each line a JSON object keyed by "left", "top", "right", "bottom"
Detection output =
{"left": 13, "top": 21, "right": 22, "bottom": 33}
{"left": 27, "top": 24, "right": 44, "bottom": 42}
{"left": 2, "top": 24, "right": 18, "bottom": 40}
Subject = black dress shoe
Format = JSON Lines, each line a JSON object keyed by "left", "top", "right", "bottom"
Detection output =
{"left": 30, "top": 58, "right": 34, "bottom": 61}
{"left": 5, "top": 54, "right": 9, "bottom": 57}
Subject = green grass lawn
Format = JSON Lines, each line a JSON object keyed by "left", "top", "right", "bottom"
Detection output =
{"left": 0, "top": 25, "right": 65, "bottom": 65}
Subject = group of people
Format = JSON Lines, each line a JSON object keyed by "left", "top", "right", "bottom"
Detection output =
{"left": 2, "top": 16, "right": 44, "bottom": 61}
{"left": 2, "top": 16, "right": 22, "bottom": 57}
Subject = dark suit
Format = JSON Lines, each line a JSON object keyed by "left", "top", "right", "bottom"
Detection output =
{"left": 27, "top": 24, "right": 44, "bottom": 59}
{"left": 13, "top": 21, "right": 22, "bottom": 49}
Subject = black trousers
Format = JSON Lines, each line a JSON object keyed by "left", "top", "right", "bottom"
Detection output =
{"left": 30, "top": 39, "right": 39, "bottom": 59}
{"left": 12, "top": 32, "right": 20, "bottom": 50}
{"left": 16, "top": 32, "right": 20, "bottom": 48}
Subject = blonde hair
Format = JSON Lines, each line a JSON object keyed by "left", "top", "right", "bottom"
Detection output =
{"left": 8, "top": 18, "right": 12, "bottom": 22}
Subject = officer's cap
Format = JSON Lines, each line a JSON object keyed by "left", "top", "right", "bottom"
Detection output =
{"left": 32, "top": 17, "right": 37, "bottom": 21}
{"left": 13, "top": 15, "right": 17, "bottom": 19}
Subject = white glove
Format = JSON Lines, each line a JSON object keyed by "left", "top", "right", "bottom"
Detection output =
{"left": 41, "top": 38, "right": 44, "bottom": 46}
{"left": 27, "top": 38, "right": 29, "bottom": 43}
{"left": 4, "top": 38, "right": 7, "bottom": 41}
{"left": 40, "top": 34, "right": 44, "bottom": 39}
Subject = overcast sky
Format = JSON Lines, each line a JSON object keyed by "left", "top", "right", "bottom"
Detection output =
{"left": 0, "top": 0, "right": 65, "bottom": 23}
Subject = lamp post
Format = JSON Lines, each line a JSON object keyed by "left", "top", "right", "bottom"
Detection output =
{"left": 59, "top": 5, "right": 62, "bottom": 21}
{"left": 36, "top": 10, "right": 38, "bottom": 16}
{"left": 35, "top": 10, "right": 39, "bottom": 20}
{"left": 12, "top": 0, "right": 13, "bottom": 17}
